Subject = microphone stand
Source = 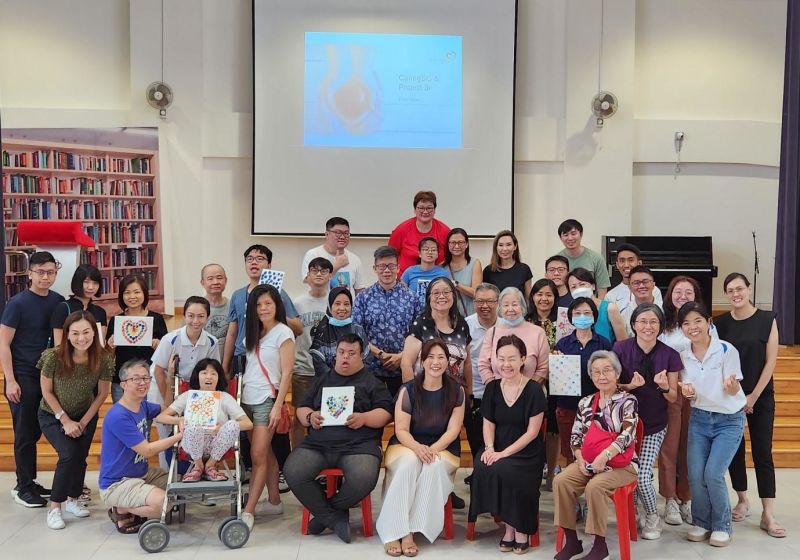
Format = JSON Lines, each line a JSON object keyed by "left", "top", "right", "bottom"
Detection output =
{"left": 752, "top": 230, "right": 759, "bottom": 304}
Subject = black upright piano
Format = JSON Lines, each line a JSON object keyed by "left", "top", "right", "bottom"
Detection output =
{"left": 602, "top": 236, "right": 718, "bottom": 306}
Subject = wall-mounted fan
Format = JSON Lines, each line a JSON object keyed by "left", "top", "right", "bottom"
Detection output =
{"left": 591, "top": 91, "right": 617, "bottom": 128}
{"left": 146, "top": 81, "right": 174, "bottom": 118}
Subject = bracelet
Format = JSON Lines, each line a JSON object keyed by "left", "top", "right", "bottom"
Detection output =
{"left": 485, "top": 444, "right": 494, "bottom": 449}
{"left": 305, "top": 411, "right": 314, "bottom": 426}
{"left": 378, "top": 351, "right": 385, "bottom": 359}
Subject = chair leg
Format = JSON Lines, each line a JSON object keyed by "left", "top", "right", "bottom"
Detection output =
{"left": 443, "top": 496, "right": 454, "bottom": 540}
{"left": 301, "top": 507, "right": 310, "bottom": 535}
{"left": 627, "top": 489, "right": 638, "bottom": 542}
{"left": 466, "top": 521, "right": 476, "bottom": 541}
{"left": 556, "top": 526, "right": 564, "bottom": 552}
{"left": 361, "top": 495, "right": 374, "bottom": 538}
{"left": 614, "top": 490, "right": 632, "bottom": 560}
{"left": 326, "top": 474, "right": 338, "bottom": 498}
{"left": 530, "top": 512, "right": 540, "bottom": 547}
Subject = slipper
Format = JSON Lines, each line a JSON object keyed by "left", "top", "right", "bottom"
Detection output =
{"left": 115, "top": 517, "right": 144, "bottom": 534}
{"left": 107, "top": 507, "right": 133, "bottom": 523}
{"left": 401, "top": 537, "right": 418, "bottom": 558}
{"left": 731, "top": 503, "right": 750, "bottom": 522}
{"left": 182, "top": 465, "right": 203, "bottom": 482}
{"left": 384, "top": 541, "right": 403, "bottom": 557}
{"left": 204, "top": 466, "right": 228, "bottom": 482}
{"left": 760, "top": 519, "right": 787, "bottom": 538}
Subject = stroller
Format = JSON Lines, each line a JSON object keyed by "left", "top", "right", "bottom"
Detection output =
{"left": 138, "top": 367, "right": 250, "bottom": 553}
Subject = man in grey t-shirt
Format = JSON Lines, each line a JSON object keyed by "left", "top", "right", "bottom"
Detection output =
{"left": 201, "top": 264, "right": 230, "bottom": 349}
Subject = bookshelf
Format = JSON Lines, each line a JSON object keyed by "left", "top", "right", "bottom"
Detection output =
{"left": 2, "top": 139, "right": 163, "bottom": 311}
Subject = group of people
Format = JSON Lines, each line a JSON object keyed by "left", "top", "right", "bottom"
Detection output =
{"left": 0, "top": 190, "right": 784, "bottom": 557}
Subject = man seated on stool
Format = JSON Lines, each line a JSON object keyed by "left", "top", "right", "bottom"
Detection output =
{"left": 284, "top": 333, "right": 393, "bottom": 543}
{"left": 98, "top": 359, "right": 183, "bottom": 534}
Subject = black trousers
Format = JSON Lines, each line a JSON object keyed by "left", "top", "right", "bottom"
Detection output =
{"left": 464, "top": 396, "right": 484, "bottom": 458}
{"left": 377, "top": 375, "right": 403, "bottom": 399}
{"left": 6, "top": 375, "right": 43, "bottom": 491}
{"left": 38, "top": 410, "right": 98, "bottom": 503}
{"left": 728, "top": 393, "right": 776, "bottom": 498}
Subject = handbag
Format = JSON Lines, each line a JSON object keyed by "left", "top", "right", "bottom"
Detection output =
{"left": 580, "top": 393, "right": 635, "bottom": 468}
{"left": 255, "top": 348, "right": 293, "bottom": 434}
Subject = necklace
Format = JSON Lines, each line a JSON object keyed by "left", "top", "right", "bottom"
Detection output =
{"left": 501, "top": 375, "right": 524, "bottom": 406}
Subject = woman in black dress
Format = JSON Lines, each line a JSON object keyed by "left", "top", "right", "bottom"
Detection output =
{"left": 716, "top": 273, "right": 785, "bottom": 538}
{"left": 468, "top": 334, "right": 546, "bottom": 554}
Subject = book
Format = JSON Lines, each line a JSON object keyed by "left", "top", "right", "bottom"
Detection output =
{"left": 548, "top": 354, "right": 582, "bottom": 396}
{"left": 320, "top": 386, "right": 355, "bottom": 426}
{"left": 184, "top": 390, "right": 221, "bottom": 430}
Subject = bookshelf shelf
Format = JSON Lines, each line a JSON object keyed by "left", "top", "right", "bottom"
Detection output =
{"left": 2, "top": 139, "right": 163, "bottom": 309}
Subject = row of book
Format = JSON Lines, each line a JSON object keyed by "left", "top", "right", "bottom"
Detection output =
{"left": 80, "top": 249, "right": 110, "bottom": 269}
{"left": 2, "top": 150, "right": 152, "bottom": 174}
{"left": 1, "top": 149, "right": 50, "bottom": 169}
{"left": 4, "top": 198, "right": 154, "bottom": 220}
{"left": 4, "top": 226, "right": 18, "bottom": 246}
{"left": 4, "top": 277, "right": 29, "bottom": 300}
{"left": 109, "top": 200, "right": 154, "bottom": 220}
{"left": 53, "top": 151, "right": 107, "bottom": 172}
{"left": 109, "top": 157, "right": 151, "bottom": 174}
{"left": 2, "top": 174, "right": 154, "bottom": 197}
{"left": 84, "top": 223, "right": 156, "bottom": 244}
{"left": 110, "top": 247, "right": 156, "bottom": 267}
{"left": 101, "top": 269, "right": 157, "bottom": 294}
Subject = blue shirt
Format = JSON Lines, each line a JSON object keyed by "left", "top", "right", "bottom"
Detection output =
{"left": 554, "top": 330, "right": 612, "bottom": 410}
{"left": 227, "top": 285, "right": 299, "bottom": 356}
{"left": 0, "top": 289, "right": 64, "bottom": 377}
{"left": 352, "top": 282, "right": 422, "bottom": 378}
{"left": 400, "top": 265, "right": 450, "bottom": 308}
{"left": 99, "top": 400, "right": 161, "bottom": 489}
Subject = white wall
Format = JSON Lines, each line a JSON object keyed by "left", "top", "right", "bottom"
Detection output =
{"left": 0, "top": 0, "right": 787, "bottom": 308}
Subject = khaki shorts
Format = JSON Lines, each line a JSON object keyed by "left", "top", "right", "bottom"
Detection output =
{"left": 291, "top": 375, "right": 315, "bottom": 408}
{"left": 100, "top": 468, "right": 168, "bottom": 509}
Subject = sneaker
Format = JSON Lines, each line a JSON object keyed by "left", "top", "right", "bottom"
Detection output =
{"left": 642, "top": 513, "right": 662, "bottom": 540}
{"left": 33, "top": 482, "right": 51, "bottom": 497}
{"left": 664, "top": 499, "right": 682, "bottom": 526}
{"left": 278, "top": 472, "right": 290, "bottom": 494}
{"left": 47, "top": 508, "right": 65, "bottom": 530}
{"left": 241, "top": 512, "right": 254, "bottom": 531}
{"left": 64, "top": 498, "right": 90, "bottom": 518}
{"left": 687, "top": 525, "right": 711, "bottom": 542}
{"left": 679, "top": 500, "right": 693, "bottom": 524}
{"left": 709, "top": 531, "right": 731, "bottom": 547}
{"left": 14, "top": 488, "right": 47, "bottom": 508}
{"left": 636, "top": 501, "right": 646, "bottom": 530}
{"left": 260, "top": 500, "right": 283, "bottom": 515}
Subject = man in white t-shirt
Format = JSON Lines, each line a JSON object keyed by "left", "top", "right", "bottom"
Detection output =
{"left": 621, "top": 266, "right": 663, "bottom": 336}
{"left": 301, "top": 217, "right": 366, "bottom": 296}
{"left": 604, "top": 243, "right": 662, "bottom": 313}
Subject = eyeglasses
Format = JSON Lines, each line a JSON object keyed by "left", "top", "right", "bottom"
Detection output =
{"left": 631, "top": 279, "right": 653, "bottom": 287}
{"left": 309, "top": 267, "right": 330, "bottom": 275}
{"left": 375, "top": 264, "right": 398, "bottom": 272}
{"left": 546, "top": 267, "right": 567, "bottom": 274}
{"left": 124, "top": 376, "right": 151, "bottom": 385}
{"left": 327, "top": 229, "right": 350, "bottom": 239}
{"left": 245, "top": 256, "right": 268, "bottom": 264}
{"left": 415, "top": 205, "right": 435, "bottom": 213}
{"left": 420, "top": 246, "right": 438, "bottom": 253}
{"left": 590, "top": 368, "right": 616, "bottom": 378}
{"left": 30, "top": 268, "right": 58, "bottom": 278}
{"left": 475, "top": 299, "right": 498, "bottom": 306}
{"left": 634, "top": 319, "right": 660, "bottom": 327}
{"left": 448, "top": 240, "right": 466, "bottom": 247}
{"left": 431, "top": 289, "right": 453, "bottom": 298}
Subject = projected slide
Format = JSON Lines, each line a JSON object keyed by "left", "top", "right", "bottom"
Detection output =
{"left": 304, "top": 32, "right": 462, "bottom": 149}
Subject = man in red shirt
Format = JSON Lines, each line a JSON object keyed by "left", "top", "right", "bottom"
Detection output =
{"left": 388, "top": 190, "right": 450, "bottom": 276}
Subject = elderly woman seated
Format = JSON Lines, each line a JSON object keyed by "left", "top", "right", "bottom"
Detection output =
{"left": 553, "top": 350, "right": 640, "bottom": 560}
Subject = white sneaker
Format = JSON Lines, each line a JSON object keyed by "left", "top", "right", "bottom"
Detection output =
{"left": 679, "top": 500, "right": 693, "bottom": 524}
{"left": 260, "top": 500, "right": 283, "bottom": 515}
{"left": 642, "top": 513, "right": 662, "bottom": 540}
{"left": 64, "top": 498, "right": 90, "bottom": 518}
{"left": 636, "top": 502, "right": 646, "bottom": 530}
{"left": 47, "top": 508, "right": 65, "bottom": 530}
{"left": 687, "top": 525, "right": 711, "bottom": 542}
{"left": 664, "top": 499, "right": 682, "bottom": 526}
{"left": 241, "top": 512, "right": 254, "bottom": 531}
{"left": 709, "top": 531, "right": 731, "bottom": 547}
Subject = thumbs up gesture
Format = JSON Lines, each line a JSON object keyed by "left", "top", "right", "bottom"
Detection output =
{"left": 678, "top": 381, "right": 696, "bottom": 399}
{"left": 333, "top": 248, "right": 349, "bottom": 271}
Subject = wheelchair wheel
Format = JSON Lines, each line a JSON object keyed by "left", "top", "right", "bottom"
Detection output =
{"left": 138, "top": 519, "right": 170, "bottom": 553}
{"left": 218, "top": 516, "right": 236, "bottom": 542}
{"left": 178, "top": 503, "right": 186, "bottom": 523}
{"left": 220, "top": 518, "right": 250, "bottom": 549}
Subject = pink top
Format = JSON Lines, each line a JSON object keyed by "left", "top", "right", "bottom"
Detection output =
{"left": 478, "top": 322, "right": 550, "bottom": 383}
{"left": 388, "top": 217, "right": 451, "bottom": 276}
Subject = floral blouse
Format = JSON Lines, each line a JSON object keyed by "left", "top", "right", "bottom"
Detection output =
{"left": 570, "top": 389, "right": 639, "bottom": 467}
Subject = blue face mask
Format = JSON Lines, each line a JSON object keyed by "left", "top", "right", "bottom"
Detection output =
{"left": 328, "top": 316, "right": 353, "bottom": 327}
{"left": 498, "top": 316, "right": 525, "bottom": 328}
{"left": 571, "top": 315, "right": 594, "bottom": 330}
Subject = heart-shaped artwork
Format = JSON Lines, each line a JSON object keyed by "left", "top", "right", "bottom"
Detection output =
{"left": 325, "top": 395, "right": 351, "bottom": 419}
{"left": 121, "top": 319, "right": 147, "bottom": 344}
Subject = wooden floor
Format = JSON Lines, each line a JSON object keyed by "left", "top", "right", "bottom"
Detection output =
{"left": 1, "top": 346, "right": 798, "bottom": 471}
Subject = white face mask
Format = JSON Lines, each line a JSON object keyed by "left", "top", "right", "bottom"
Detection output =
{"left": 571, "top": 287, "right": 594, "bottom": 299}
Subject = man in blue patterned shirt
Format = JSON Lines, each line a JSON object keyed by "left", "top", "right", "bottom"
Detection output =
{"left": 352, "top": 246, "right": 422, "bottom": 396}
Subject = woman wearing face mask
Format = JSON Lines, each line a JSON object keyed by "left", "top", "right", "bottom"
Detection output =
{"left": 310, "top": 286, "right": 370, "bottom": 377}
{"left": 478, "top": 287, "right": 549, "bottom": 387}
{"left": 567, "top": 268, "right": 627, "bottom": 343}
{"left": 614, "top": 303, "right": 681, "bottom": 540}
{"left": 553, "top": 298, "right": 613, "bottom": 464}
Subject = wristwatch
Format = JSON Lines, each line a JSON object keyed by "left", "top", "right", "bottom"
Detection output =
{"left": 657, "top": 385, "right": 670, "bottom": 394}
{"left": 55, "top": 410, "right": 66, "bottom": 421}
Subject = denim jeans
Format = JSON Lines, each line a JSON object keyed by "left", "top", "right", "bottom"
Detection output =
{"left": 687, "top": 407, "right": 744, "bottom": 534}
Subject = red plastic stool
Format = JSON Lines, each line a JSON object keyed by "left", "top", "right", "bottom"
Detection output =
{"left": 442, "top": 495, "right": 454, "bottom": 540}
{"left": 300, "top": 468, "right": 373, "bottom": 537}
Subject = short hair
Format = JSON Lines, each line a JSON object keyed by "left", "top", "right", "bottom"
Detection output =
{"left": 189, "top": 358, "right": 227, "bottom": 391}
{"left": 723, "top": 272, "right": 751, "bottom": 292}
{"left": 558, "top": 219, "right": 583, "bottom": 236}
{"left": 545, "top": 255, "right": 569, "bottom": 270}
{"left": 417, "top": 236, "right": 439, "bottom": 251}
{"left": 567, "top": 296, "right": 599, "bottom": 323}
{"left": 567, "top": 267, "right": 596, "bottom": 286}
{"left": 29, "top": 251, "right": 56, "bottom": 268}
{"left": 243, "top": 244, "right": 272, "bottom": 263}
{"left": 71, "top": 264, "right": 103, "bottom": 298}
{"left": 373, "top": 245, "right": 398, "bottom": 262}
{"left": 495, "top": 334, "right": 528, "bottom": 360}
{"left": 184, "top": 295, "right": 210, "bottom": 316}
{"left": 119, "top": 359, "right": 150, "bottom": 381}
{"left": 200, "top": 263, "right": 226, "bottom": 279}
{"left": 497, "top": 287, "right": 528, "bottom": 319}
{"left": 337, "top": 332, "right": 364, "bottom": 352}
{"left": 413, "top": 190, "right": 437, "bottom": 208}
{"left": 630, "top": 302, "right": 666, "bottom": 336}
{"left": 629, "top": 265, "right": 654, "bottom": 279}
{"left": 325, "top": 217, "right": 349, "bottom": 230}
{"left": 118, "top": 274, "right": 150, "bottom": 310}
{"left": 615, "top": 243, "right": 642, "bottom": 260}
{"left": 527, "top": 278, "right": 558, "bottom": 322}
{"left": 677, "top": 301, "right": 712, "bottom": 324}
{"left": 474, "top": 282, "right": 500, "bottom": 297}
{"left": 587, "top": 350, "right": 622, "bottom": 379}
{"left": 308, "top": 257, "right": 334, "bottom": 272}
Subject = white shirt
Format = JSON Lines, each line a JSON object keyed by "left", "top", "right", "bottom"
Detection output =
{"left": 151, "top": 326, "right": 220, "bottom": 380}
{"left": 242, "top": 323, "right": 294, "bottom": 405}
{"left": 605, "top": 283, "right": 663, "bottom": 314}
{"left": 466, "top": 313, "right": 495, "bottom": 399}
{"left": 659, "top": 324, "right": 718, "bottom": 354}
{"left": 301, "top": 245, "right": 366, "bottom": 296}
{"left": 680, "top": 338, "right": 746, "bottom": 414}
{"left": 293, "top": 292, "right": 329, "bottom": 376}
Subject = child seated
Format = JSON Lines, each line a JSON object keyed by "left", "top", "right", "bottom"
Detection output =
{"left": 156, "top": 358, "right": 253, "bottom": 482}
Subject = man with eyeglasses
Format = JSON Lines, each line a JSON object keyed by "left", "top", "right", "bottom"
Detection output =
{"left": 604, "top": 243, "right": 662, "bottom": 313}
{"left": 1, "top": 251, "right": 64, "bottom": 507}
{"left": 388, "top": 190, "right": 450, "bottom": 276}
{"left": 99, "top": 359, "right": 182, "bottom": 534}
{"left": 621, "top": 266, "right": 662, "bottom": 337}
{"left": 301, "top": 217, "right": 366, "bottom": 297}
{"left": 352, "top": 246, "right": 422, "bottom": 396}
{"left": 545, "top": 255, "right": 574, "bottom": 309}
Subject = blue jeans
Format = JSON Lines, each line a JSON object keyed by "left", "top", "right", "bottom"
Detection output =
{"left": 687, "top": 407, "right": 744, "bottom": 534}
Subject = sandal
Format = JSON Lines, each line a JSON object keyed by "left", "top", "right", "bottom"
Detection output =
{"left": 384, "top": 541, "right": 402, "bottom": 557}
{"left": 499, "top": 539, "right": 515, "bottom": 552}
{"left": 512, "top": 541, "right": 530, "bottom": 555}
{"left": 204, "top": 465, "right": 228, "bottom": 482}
{"left": 401, "top": 536, "right": 418, "bottom": 557}
{"left": 182, "top": 465, "right": 203, "bottom": 482}
{"left": 731, "top": 502, "right": 750, "bottom": 522}
{"left": 760, "top": 518, "right": 787, "bottom": 538}
{"left": 108, "top": 508, "right": 143, "bottom": 534}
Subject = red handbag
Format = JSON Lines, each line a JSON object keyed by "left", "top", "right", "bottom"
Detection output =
{"left": 580, "top": 393, "right": 635, "bottom": 468}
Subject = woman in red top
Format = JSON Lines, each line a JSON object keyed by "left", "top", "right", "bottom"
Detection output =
{"left": 388, "top": 190, "right": 450, "bottom": 276}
